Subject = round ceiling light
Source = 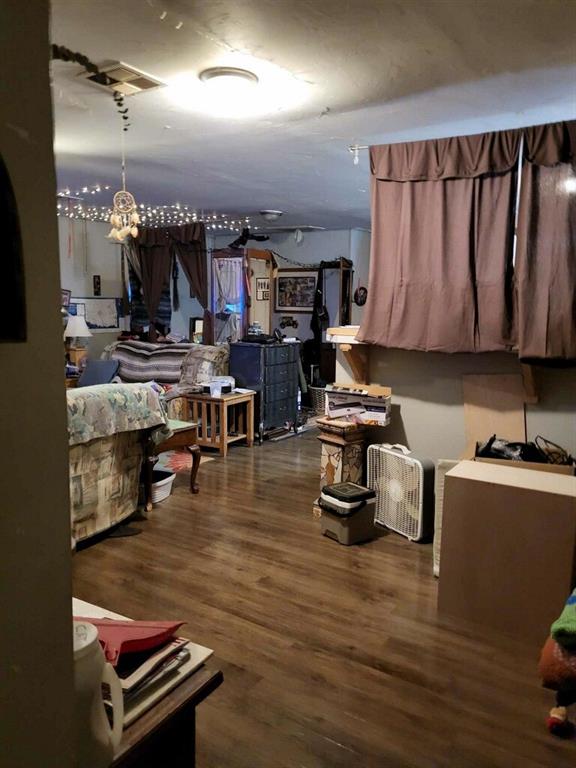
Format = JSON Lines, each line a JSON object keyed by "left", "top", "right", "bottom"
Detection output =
{"left": 199, "top": 67, "right": 259, "bottom": 86}
{"left": 168, "top": 57, "right": 308, "bottom": 118}
{"left": 259, "top": 210, "right": 283, "bottom": 221}
{"left": 195, "top": 67, "right": 260, "bottom": 118}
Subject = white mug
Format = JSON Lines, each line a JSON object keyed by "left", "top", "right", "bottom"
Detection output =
{"left": 73, "top": 621, "right": 123, "bottom": 768}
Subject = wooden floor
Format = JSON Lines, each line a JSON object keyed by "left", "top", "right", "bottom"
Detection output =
{"left": 73, "top": 431, "right": 574, "bottom": 768}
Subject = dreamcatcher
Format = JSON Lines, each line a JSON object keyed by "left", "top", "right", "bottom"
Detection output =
{"left": 108, "top": 93, "right": 139, "bottom": 243}
{"left": 108, "top": 189, "right": 139, "bottom": 243}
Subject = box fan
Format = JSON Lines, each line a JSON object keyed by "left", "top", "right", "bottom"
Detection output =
{"left": 367, "top": 444, "right": 434, "bottom": 541}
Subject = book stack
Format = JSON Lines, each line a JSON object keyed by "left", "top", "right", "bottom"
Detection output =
{"left": 117, "top": 635, "right": 193, "bottom": 712}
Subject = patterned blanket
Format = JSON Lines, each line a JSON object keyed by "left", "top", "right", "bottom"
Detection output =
{"left": 103, "top": 340, "right": 196, "bottom": 383}
{"left": 67, "top": 383, "right": 169, "bottom": 446}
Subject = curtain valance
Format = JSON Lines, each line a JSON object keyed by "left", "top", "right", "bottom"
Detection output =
{"left": 136, "top": 222, "right": 205, "bottom": 248}
{"left": 370, "top": 130, "right": 521, "bottom": 182}
{"left": 370, "top": 121, "right": 576, "bottom": 182}
{"left": 524, "top": 121, "right": 576, "bottom": 167}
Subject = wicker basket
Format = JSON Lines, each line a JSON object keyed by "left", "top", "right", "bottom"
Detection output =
{"left": 309, "top": 385, "right": 326, "bottom": 416}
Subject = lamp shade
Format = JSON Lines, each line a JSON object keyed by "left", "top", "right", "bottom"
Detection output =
{"left": 63, "top": 315, "right": 93, "bottom": 340}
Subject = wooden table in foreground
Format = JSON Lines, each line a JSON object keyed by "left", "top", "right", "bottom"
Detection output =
{"left": 185, "top": 390, "right": 255, "bottom": 457}
{"left": 73, "top": 598, "right": 223, "bottom": 768}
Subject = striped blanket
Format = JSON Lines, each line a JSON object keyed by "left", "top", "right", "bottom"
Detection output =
{"left": 104, "top": 341, "right": 195, "bottom": 383}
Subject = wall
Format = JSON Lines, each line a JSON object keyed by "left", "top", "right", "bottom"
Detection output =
{"left": 349, "top": 229, "right": 371, "bottom": 326}
{"left": 214, "top": 229, "right": 368, "bottom": 339}
{"left": 58, "top": 217, "right": 122, "bottom": 356}
{"left": 0, "top": 2, "right": 75, "bottom": 766}
{"left": 335, "top": 228, "right": 576, "bottom": 461}
{"left": 249, "top": 257, "right": 272, "bottom": 333}
{"left": 58, "top": 218, "right": 204, "bottom": 351}
{"left": 336, "top": 348, "right": 576, "bottom": 462}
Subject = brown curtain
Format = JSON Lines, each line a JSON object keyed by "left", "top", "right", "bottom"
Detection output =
{"left": 133, "top": 223, "right": 213, "bottom": 343}
{"left": 138, "top": 230, "right": 172, "bottom": 341}
{"left": 171, "top": 223, "right": 208, "bottom": 307}
{"left": 169, "top": 223, "right": 212, "bottom": 344}
{"left": 358, "top": 130, "right": 519, "bottom": 352}
{"left": 515, "top": 122, "right": 576, "bottom": 362}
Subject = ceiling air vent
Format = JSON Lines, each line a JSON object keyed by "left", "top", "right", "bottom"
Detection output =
{"left": 78, "top": 61, "right": 164, "bottom": 96}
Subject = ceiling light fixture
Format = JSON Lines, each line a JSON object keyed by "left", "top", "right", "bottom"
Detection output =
{"left": 259, "top": 210, "right": 283, "bottom": 221}
{"left": 199, "top": 67, "right": 259, "bottom": 87}
{"left": 194, "top": 67, "right": 259, "bottom": 118}
{"left": 168, "top": 57, "right": 308, "bottom": 118}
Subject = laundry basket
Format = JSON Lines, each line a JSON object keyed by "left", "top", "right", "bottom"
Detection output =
{"left": 309, "top": 385, "right": 326, "bottom": 416}
{"left": 151, "top": 470, "right": 176, "bottom": 504}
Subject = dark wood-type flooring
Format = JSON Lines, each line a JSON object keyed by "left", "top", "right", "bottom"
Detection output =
{"left": 73, "top": 431, "right": 574, "bottom": 767}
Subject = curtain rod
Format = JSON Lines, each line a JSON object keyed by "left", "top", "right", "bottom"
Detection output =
{"left": 348, "top": 144, "right": 369, "bottom": 165}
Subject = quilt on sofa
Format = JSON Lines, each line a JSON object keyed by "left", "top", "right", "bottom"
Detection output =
{"left": 70, "top": 431, "right": 144, "bottom": 542}
{"left": 68, "top": 383, "right": 169, "bottom": 541}
{"left": 67, "top": 382, "right": 169, "bottom": 446}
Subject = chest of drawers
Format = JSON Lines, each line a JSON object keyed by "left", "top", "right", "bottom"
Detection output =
{"left": 229, "top": 342, "right": 300, "bottom": 441}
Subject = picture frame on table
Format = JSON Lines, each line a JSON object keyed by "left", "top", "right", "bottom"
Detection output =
{"left": 274, "top": 269, "right": 317, "bottom": 313}
{"left": 61, "top": 288, "right": 71, "bottom": 309}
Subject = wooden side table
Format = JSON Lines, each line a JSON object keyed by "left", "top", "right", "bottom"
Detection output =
{"left": 185, "top": 391, "right": 255, "bottom": 457}
{"left": 153, "top": 420, "right": 202, "bottom": 494}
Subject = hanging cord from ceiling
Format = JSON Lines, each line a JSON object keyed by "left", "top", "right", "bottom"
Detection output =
{"left": 51, "top": 45, "right": 131, "bottom": 131}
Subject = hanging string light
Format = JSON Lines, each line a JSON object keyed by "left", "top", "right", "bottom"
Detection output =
{"left": 56, "top": 200, "right": 250, "bottom": 233}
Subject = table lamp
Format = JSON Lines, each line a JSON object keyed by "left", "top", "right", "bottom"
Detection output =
{"left": 63, "top": 315, "right": 92, "bottom": 348}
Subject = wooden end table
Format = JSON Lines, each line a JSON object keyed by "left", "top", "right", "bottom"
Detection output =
{"left": 185, "top": 390, "right": 255, "bottom": 457}
{"left": 73, "top": 598, "right": 223, "bottom": 768}
{"left": 145, "top": 420, "right": 201, "bottom": 510}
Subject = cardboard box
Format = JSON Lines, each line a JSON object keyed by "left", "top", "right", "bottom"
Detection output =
{"left": 474, "top": 456, "right": 574, "bottom": 475}
{"left": 325, "top": 383, "right": 391, "bottom": 426}
{"left": 462, "top": 444, "right": 575, "bottom": 476}
{"left": 438, "top": 460, "right": 576, "bottom": 646}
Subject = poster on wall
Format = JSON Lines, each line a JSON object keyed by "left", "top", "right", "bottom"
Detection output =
{"left": 256, "top": 277, "right": 270, "bottom": 301}
{"left": 274, "top": 270, "right": 316, "bottom": 313}
{"left": 69, "top": 297, "right": 121, "bottom": 331}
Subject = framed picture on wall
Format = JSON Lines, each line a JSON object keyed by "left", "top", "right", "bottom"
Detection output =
{"left": 61, "top": 289, "right": 71, "bottom": 308}
{"left": 69, "top": 297, "right": 120, "bottom": 331}
{"left": 275, "top": 269, "right": 317, "bottom": 313}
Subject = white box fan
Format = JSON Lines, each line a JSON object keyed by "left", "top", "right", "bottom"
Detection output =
{"left": 367, "top": 444, "right": 435, "bottom": 541}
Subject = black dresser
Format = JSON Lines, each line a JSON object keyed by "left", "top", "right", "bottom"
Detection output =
{"left": 229, "top": 342, "right": 300, "bottom": 441}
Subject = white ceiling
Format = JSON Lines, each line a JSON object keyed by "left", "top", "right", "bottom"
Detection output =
{"left": 51, "top": 0, "right": 576, "bottom": 229}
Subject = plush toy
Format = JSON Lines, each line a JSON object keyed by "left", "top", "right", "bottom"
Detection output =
{"left": 539, "top": 590, "right": 576, "bottom": 738}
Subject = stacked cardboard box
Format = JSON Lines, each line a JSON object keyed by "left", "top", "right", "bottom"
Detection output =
{"left": 324, "top": 382, "right": 391, "bottom": 426}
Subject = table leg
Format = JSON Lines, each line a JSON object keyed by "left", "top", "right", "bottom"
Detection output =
{"left": 220, "top": 401, "right": 228, "bottom": 457}
{"left": 144, "top": 449, "right": 155, "bottom": 513}
{"left": 246, "top": 395, "right": 254, "bottom": 447}
{"left": 187, "top": 445, "right": 201, "bottom": 494}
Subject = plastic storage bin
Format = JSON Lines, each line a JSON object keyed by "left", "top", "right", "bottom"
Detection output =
{"left": 318, "top": 482, "right": 376, "bottom": 545}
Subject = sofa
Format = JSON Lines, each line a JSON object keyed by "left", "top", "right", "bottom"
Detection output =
{"left": 102, "top": 340, "right": 230, "bottom": 420}
{"left": 67, "top": 383, "right": 168, "bottom": 542}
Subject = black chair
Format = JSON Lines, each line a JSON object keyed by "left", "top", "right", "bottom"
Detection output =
{"left": 77, "top": 359, "right": 120, "bottom": 387}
